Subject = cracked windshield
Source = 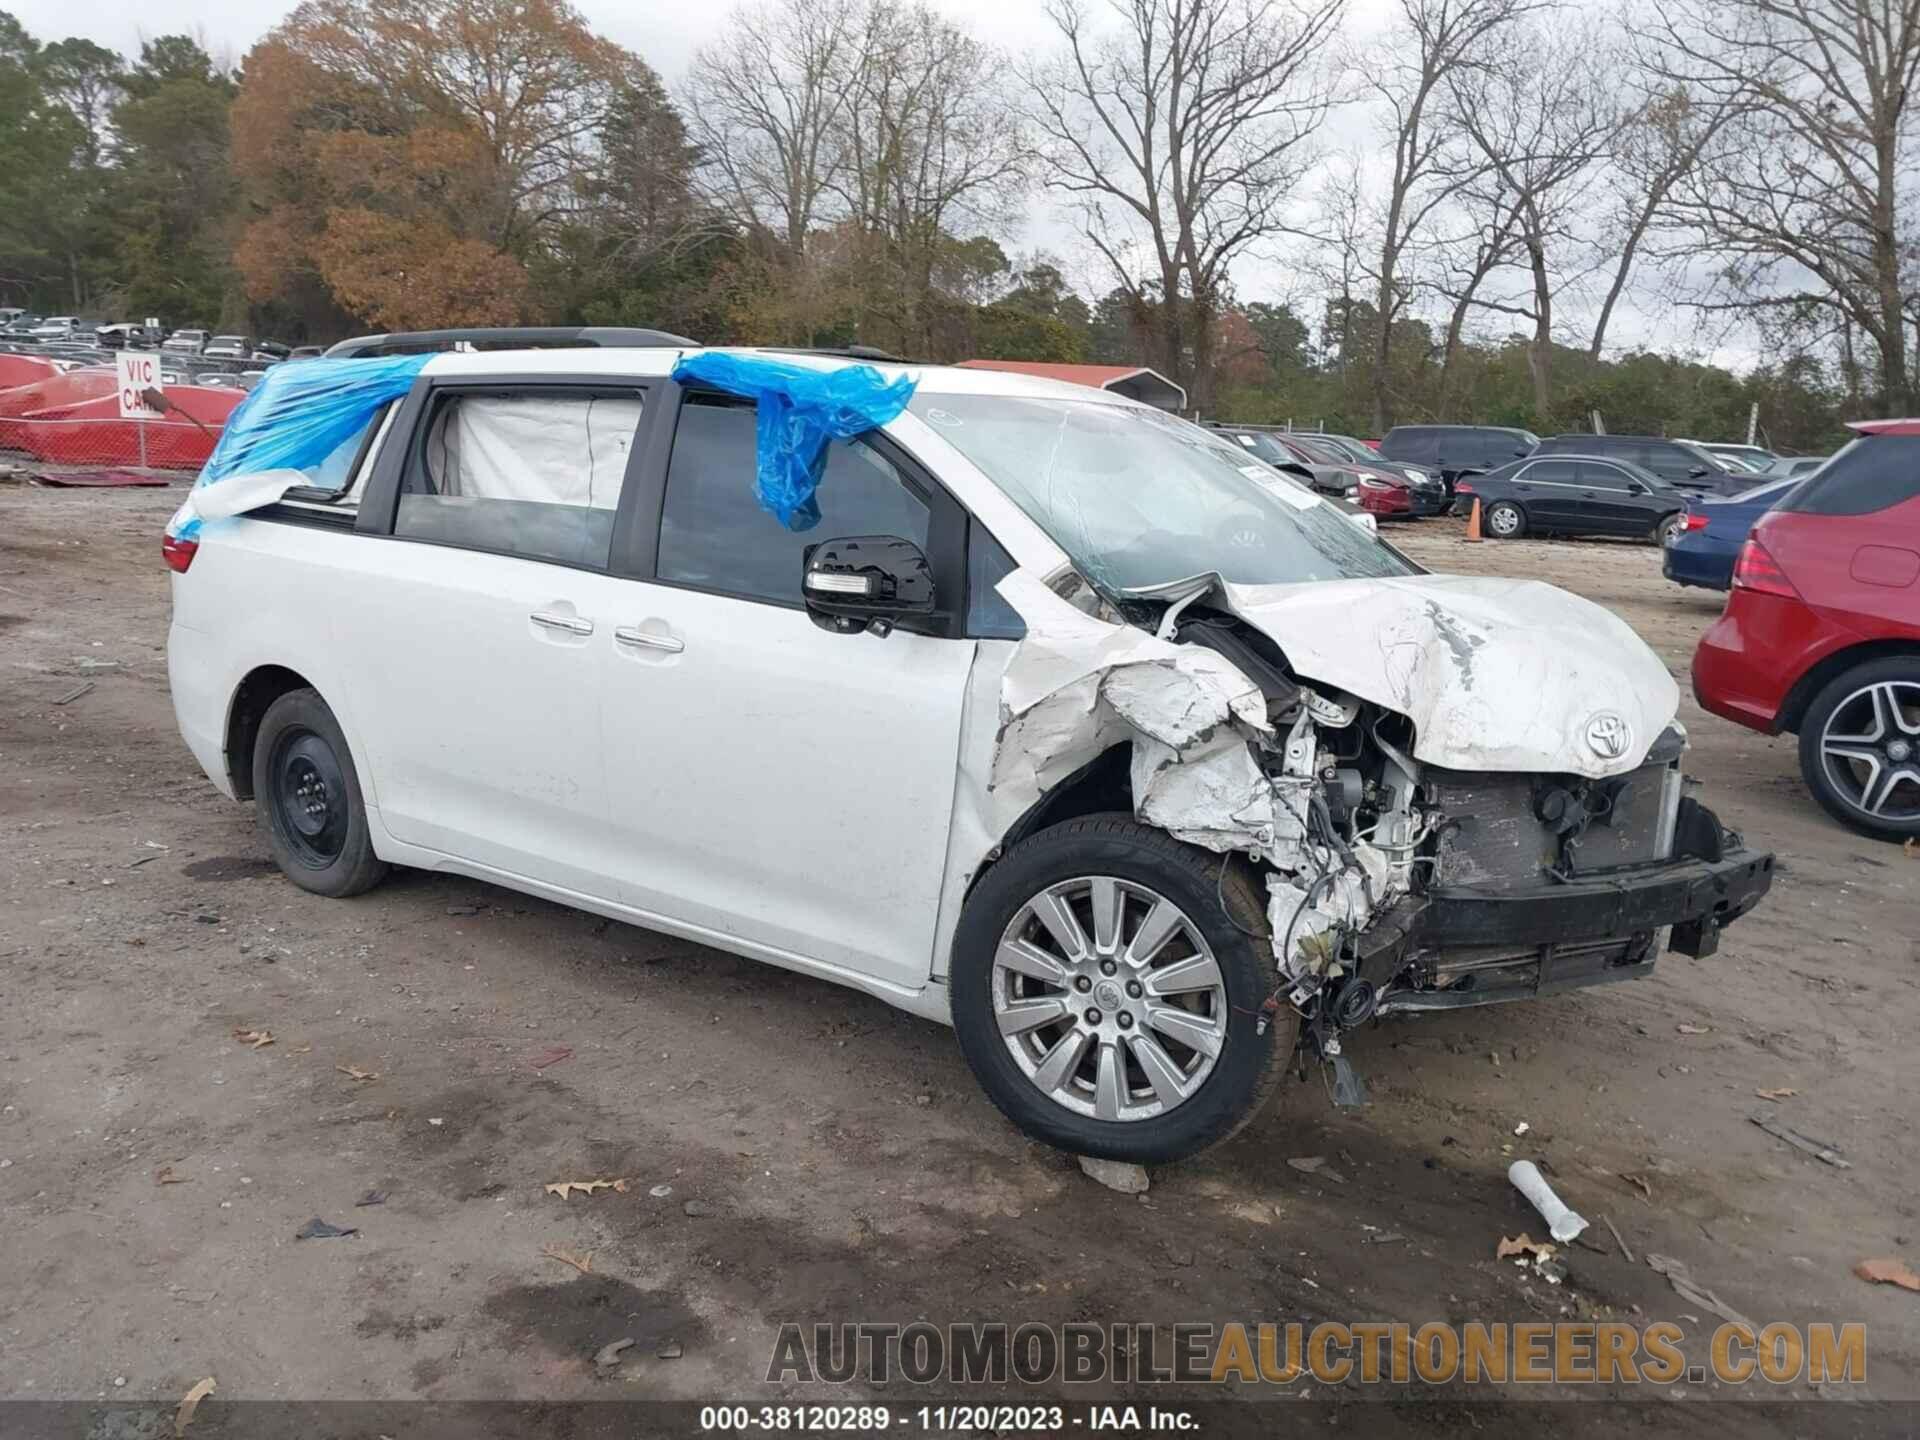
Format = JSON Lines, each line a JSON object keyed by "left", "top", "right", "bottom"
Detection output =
{"left": 910, "top": 394, "right": 1414, "bottom": 592}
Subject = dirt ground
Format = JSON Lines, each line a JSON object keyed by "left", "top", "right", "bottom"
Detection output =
{"left": 2, "top": 482, "right": 1916, "bottom": 1432}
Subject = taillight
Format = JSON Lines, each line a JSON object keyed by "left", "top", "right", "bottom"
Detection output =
{"left": 161, "top": 534, "right": 197, "bottom": 573}
{"left": 1454, "top": 480, "right": 1476, "bottom": 494}
{"left": 1732, "top": 538, "right": 1798, "bottom": 598}
{"left": 1684, "top": 512, "right": 1710, "bottom": 531}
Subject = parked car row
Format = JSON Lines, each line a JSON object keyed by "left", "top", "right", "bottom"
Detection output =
{"left": 1207, "top": 423, "right": 1448, "bottom": 520}
{"left": 0, "top": 312, "right": 300, "bottom": 362}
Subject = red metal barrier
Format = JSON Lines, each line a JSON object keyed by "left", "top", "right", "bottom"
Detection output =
{"left": 0, "top": 380, "right": 241, "bottom": 470}
{"left": 0, "top": 354, "right": 60, "bottom": 390}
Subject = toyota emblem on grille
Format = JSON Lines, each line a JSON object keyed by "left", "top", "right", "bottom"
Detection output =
{"left": 1584, "top": 711, "right": 1632, "bottom": 760}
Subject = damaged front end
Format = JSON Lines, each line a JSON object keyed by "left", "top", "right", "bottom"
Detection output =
{"left": 989, "top": 568, "right": 1775, "bottom": 1105}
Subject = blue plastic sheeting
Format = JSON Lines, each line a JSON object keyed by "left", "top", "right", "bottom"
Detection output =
{"left": 201, "top": 353, "right": 432, "bottom": 484}
{"left": 167, "top": 353, "right": 431, "bottom": 541}
{"left": 671, "top": 352, "right": 917, "bottom": 531}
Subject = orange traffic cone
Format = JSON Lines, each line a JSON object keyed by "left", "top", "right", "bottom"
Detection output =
{"left": 1465, "top": 496, "right": 1483, "bottom": 542}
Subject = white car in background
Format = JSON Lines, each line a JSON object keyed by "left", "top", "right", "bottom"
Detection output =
{"left": 165, "top": 332, "right": 1773, "bottom": 1162}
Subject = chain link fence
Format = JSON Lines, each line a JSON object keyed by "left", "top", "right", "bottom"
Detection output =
{"left": 0, "top": 344, "right": 251, "bottom": 480}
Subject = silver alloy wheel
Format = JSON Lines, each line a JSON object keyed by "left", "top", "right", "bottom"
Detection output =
{"left": 1659, "top": 514, "right": 1685, "bottom": 545}
{"left": 991, "top": 876, "right": 1227, "bottom": 1123}
{"left": 1820, "top": 680, "right": 1920, "bottom": 820}
{"left": 1486, "top": 502, "right": 1521, "bottom": 537}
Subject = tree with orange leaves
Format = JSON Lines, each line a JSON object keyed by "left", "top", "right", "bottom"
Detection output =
{"left": 230, "top": 0, "right": 649, "bottom": 331}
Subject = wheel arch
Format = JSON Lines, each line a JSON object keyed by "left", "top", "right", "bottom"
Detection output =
{"left": 1777, "top": 640, "right": 1920, "bottom": 735}
{"left": 224, "top": 664, "right": 317, "bottom": 800}
{"left": 965, "top": 744, "right": 1133, "bottom": 902}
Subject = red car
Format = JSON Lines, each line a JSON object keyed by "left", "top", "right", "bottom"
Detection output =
{"left": 1692, "top": 420, "right": 1920, "bottom": 840}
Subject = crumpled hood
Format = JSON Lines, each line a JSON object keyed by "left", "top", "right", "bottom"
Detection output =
{"left": 1222, "top": 574, "right": 1679, "bottom": 777}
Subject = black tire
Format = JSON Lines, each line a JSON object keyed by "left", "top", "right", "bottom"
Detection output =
{"left": 951, "top": 816, "right": 1293, "bottom": 1164}
{"left": 1654, "top": 511, "right": 1686, "bottom": 547}
{"left": 1484, "top": 499, "right": 1526, "bottom": 539}
{"left": 252, "top": 687, "right": 389, "bottom": 897}
{"left": 1796, "top": 657, "right": 1920, "bottom": 842}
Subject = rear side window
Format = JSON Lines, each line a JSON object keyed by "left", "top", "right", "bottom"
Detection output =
{"left": 657, "top": 399, "right": 931, "bottom": 605}
{"left": 396, "top": 388, "right": 644, "bottom": 568}
{"left": 1525, "top": 459, "right": 1577, "bottom": 483}
{"left": 1780, "top": 436, "right": 1920, "bottom": 515}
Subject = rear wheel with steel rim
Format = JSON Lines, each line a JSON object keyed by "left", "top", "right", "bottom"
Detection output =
{"left": 1798, "top": 660, "right": 1920, "bottom": 841}
{"left": 1484, "top": 500, "right": 1525, "bottom": 538}
{"left": 952, "top": 816, "right": 1291, "bottom": 1163}
{"left": 253, "top": 687, "right": 389, "bottom": 897}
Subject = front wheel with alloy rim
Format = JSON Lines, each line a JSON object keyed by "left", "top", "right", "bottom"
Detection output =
{"left": 951, "top": 816, "right": 1292, "bottom": 1164}
{"left": 1797, "top": 658, "right": 1920, "bottom": 841}
{"left": 1484, "top": 500, "right": 1525, "bottom": 538}
{"left": 253, "top": 687, "right": 389, "bottom": 897}
{"left": 1655, "top": 512, "right": 1686, "bottom": 546}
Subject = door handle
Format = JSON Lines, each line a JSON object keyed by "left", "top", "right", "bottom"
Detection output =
{"left": 615, "top": 625, "right": 684, "bottom": 654}
{"left": 531, "top": 611, "right": 593, "bottom": 636}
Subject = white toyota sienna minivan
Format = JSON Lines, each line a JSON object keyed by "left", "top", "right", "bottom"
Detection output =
{"left": 166, "top": 329, "right": 1773, "bottom": 1163}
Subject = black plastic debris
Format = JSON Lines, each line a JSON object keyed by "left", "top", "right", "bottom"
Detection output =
{"left": 354, "top": 1189, "right": 388, "bottom": 1207}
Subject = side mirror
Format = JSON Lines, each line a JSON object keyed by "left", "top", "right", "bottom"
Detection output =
{"left": 1689, "top": 464, "right": 1711, "bottom": 477}
{"left": 802, "top": 534, "right": 935, "bottom": 636}
{"left": 1626, "top": 480, "right": 1650, "bottom": 494}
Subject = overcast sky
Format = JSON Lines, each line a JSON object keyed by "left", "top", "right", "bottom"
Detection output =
{"left": 8, "top": 0, "right": 1755, "bottom": 368}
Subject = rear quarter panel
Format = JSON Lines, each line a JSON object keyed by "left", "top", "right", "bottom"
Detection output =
{"left": 168, "top": 515, "right": 385, "bottom": 809}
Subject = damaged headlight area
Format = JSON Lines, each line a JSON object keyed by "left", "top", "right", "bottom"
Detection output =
{"left": 991, "top": 571, "right": 1776, "bottom": 1109}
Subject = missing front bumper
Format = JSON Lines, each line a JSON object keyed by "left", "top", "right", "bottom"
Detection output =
{"left": 1373, "top": 846, "right": 1775, "bottom": 1015}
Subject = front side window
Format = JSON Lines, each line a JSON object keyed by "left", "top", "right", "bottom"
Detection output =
{"left": 1575, "top": 460, "right": 1630, "bottom": 489}
{"left": 911, "top": 393, "right": 1413, "bottom": 593}
{"left": 395, "top": 388, "right": 644, "bottom": 568}
{"left": 658, "top": 398, "right": 930, "bottom": 605}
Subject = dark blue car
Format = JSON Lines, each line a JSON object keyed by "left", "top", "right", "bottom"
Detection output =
{"left": 1661, "top": 474, "right": 1806, "bottom": 590}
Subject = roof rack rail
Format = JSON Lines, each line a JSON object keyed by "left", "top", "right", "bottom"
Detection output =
{"left": 323, "top": 326, "right": 697, "bottom": 359}
{"left": 754, "top": 344, "right": 911, "bottom": 364}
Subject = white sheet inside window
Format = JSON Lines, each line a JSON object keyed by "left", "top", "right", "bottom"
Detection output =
{"left": 429, "top": 394, "right": 643, "bottom": 509}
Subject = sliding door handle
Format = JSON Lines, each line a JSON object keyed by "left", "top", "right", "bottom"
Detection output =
{"left": 615, "top": 625, "right": 684, "bottom": 654}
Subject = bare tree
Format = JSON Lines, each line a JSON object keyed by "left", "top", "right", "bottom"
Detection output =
{"left": 1587, "top": 63, "right": 1747, "bottom": 359}
{"left": 684, "top": 0, "right": 866, "bottom": 257}
{"left": 1446, "top": 23, "right": 1620, "bottom": 416}
{"left": 1651, "top": 0, "right": 1920, "bottom": 410}
{"left": 836, "top": 2, "right": 1027, "bottom": 353}
{"left": 1024, "top": 0, "right": 1347, "bottom": 410}
{"left": 1429, "top": 180, "right": 1527, "bottom": 416}
{"left": 1357, "top": 0, "right": 1532, "bottom": 431}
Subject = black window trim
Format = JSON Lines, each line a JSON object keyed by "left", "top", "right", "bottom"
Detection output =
{"left": 355, "top": 372, "right": 664, "bottom": 579}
